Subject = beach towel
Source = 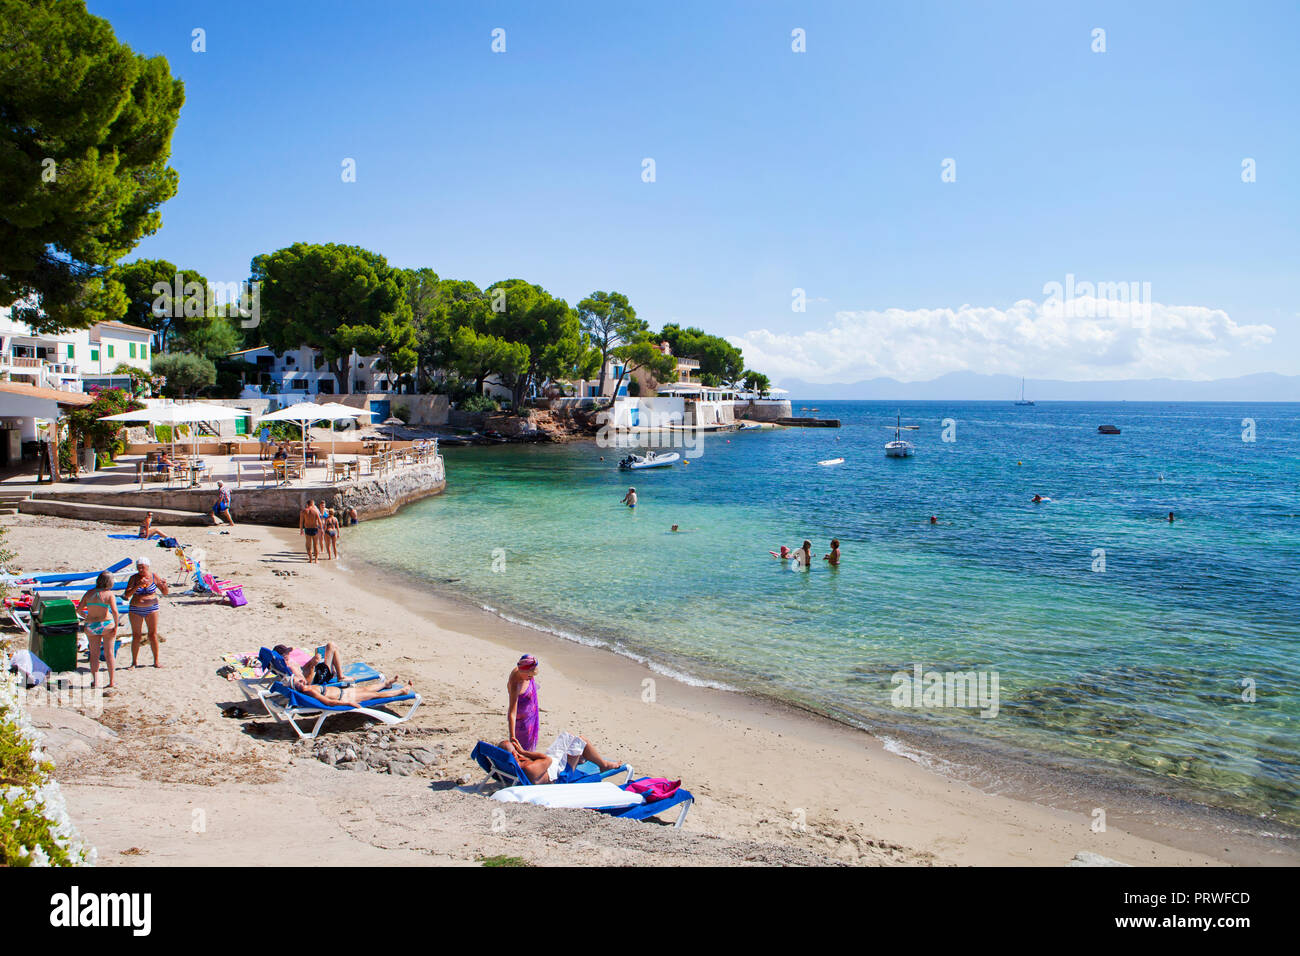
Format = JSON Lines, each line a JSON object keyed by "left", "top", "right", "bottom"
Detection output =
{"left": 106, "top": 533, "right": 142, "bottom": 540}
{"left": 218, "top": 652, "right": 266, "bottom": 680}
{"left": 490, "top": 782, "right": 645, "bottom": 810}
{"left": 624, "top": 777, "right": 682, "bottom": 801}
{"left": 8, "top": 649, "right": 51, "bottom": 686}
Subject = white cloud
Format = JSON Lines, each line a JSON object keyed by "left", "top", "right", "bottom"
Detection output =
{"left": 730, "top": 298, "right": 1274, "bottom": 383}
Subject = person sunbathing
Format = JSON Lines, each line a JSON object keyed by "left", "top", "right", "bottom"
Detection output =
{"left": 288, "top": 675, "right": 413, "bottom": 707}
{"left": 137, "top": 511, "right": 164, "bottom": 539}
{"left": 500, "top": 733, "right": 622, "bottom": 784}
{"left": 274, "top": 643, "right": 345, "bottom": 684}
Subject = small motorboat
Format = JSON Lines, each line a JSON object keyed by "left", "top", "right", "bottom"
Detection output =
{"left": 619, "top": 451, "right": 680, "bottom": 470}
{"left": 818, "top": 457, "right": 845, "bottom": 466}
{"left": 884, "top": 411, "right": 916, "bottom": 458}
{"left": 1098, "top": 424, "right": 1121, "bottom": 435}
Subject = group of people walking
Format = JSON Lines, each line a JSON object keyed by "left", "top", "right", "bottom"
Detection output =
{"left": 298, "top": 500, "right": 358, "bottom": 562}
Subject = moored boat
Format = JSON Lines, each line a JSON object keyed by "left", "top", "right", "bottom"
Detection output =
{"left": 619, "top": 451, "right": 681, "bottom": 470}
{"left": 885, "top": 411, "right": 916, "bottom": 457}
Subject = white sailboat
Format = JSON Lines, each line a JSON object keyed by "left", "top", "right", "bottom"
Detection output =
{"left": 884, "top": 411, "right": 916, "bottom": 458}
{"left": 1014, "top": 378, "right": 1035, "bottom": 406}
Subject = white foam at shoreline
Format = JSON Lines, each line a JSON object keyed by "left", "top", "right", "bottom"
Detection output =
{"left": 478, "top": 603, "right": 740, "bottom": 692}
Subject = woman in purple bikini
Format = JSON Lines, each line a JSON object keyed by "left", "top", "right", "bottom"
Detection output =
{"left": 506, "top": 654, "right": 540, "bottom": 750}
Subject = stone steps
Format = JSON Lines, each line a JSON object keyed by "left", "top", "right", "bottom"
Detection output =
{"left": 18, "top": 498, "right": 210, "bottom": 526}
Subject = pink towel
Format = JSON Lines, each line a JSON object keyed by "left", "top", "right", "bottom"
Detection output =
{"left": 625, "top": 778, "right": 681, "bottom": 801}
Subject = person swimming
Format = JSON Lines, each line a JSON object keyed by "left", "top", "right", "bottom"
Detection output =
{"left": 1168, "top": 511, "right": 1175, "bottom": 522}
{"left": 622, "top": 487, "right": 637, "bottom": 508}
{"left": 769, "top": 545, "right": 793, "bottom": 559}
{"left": 823, "top": 539, "right": 841, "bottom": 566}
{"left": 792, "top": 540, "right": 813, "bottom": 569}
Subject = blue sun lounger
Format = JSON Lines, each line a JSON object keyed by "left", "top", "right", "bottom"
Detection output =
{"left": 598, "top": 778, "right": 694, "bottom": 828}
{"left": 2, "top": 558, "right": 133, "bottom": 588}
{"left": 236, "top": 646, "right": 386, "bottom": 705}
{"left": 260, "top": 679, "right": 421, "bottom": 740}
{"left": 470, "top": 740, "right": 633, "bottom": 789}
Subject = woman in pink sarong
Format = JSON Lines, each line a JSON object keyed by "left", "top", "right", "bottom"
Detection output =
{"left": 507, "top": 654, "right": 540, "bottom": 750}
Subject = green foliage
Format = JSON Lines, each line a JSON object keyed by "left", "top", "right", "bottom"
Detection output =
{"left": 400, "top": 267, "right": 440, "bottom": 385}
{"left": 214, "top": 358, "right": 255, "bottom": 399}
{"left": 392, "top": 403, "right": 411, "bottom": 424}
{"left": 152, "top": 351, "right": 216, "bottom": 397}
{"left": 659, "top": 324, "right": 745, "bottom": 387}
{"left": 577, "top": 291, "right": 644, "bottom": 394}
{"left": 110, "top": 361, "right": 154, "bottom": 397}
{"left": 262, "top": 420, "right": 299, "bottom": 443}
{"left": 476, "top": 855, "right": 532, "bottom": 868}
{"left": 742, "top": 370, "right": 772, "bottom": 395}
{"left": 461, "top": 393, "right": 497, "bottom": 414}
{"left": 610, "top": 338, "right": 677, "bottom": 395}
{"left": 340, "top": 309, "right": 417, "bottom": 380}
{"left": 109, "top": 259, "right": 208, "bottom": 349}
{"left": 65, "top": 386, "right": 140, "bottom": 462}
{"left": 450, "top": 325, "right": 529, "bottom": 393}
{"left": 251, "top": 242, "right": 410, "bottom": 394}
{"left": 174, "top": 315, "right": 242, "bottom": 361}
{"left": 487, "top": 279, "right": 582, "bottom": 411}
{"left": 0, "top": 0, "right": 185, "bottom": 333}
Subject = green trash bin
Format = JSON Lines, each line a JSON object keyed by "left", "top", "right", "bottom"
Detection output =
{"left": 34, "top": 596, "right": 79, "bottom": 627}
{"left": 31, "top": 622, "right": 79, "bottom": 673}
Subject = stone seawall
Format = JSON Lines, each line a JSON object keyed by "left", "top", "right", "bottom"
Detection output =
{"left": 27, "top": 460, "right": 446, "bottom": 527}
{"left": 734, "top": 400, "right": 793, "bottom": 421}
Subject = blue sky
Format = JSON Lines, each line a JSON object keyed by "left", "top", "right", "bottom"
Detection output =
{"left": 91, "top": 0, "right": 1298, "bottom": 384}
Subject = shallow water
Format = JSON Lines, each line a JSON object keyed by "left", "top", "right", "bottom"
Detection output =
{"left": 349, "top": 401, "right": 1300, "bottom": 824}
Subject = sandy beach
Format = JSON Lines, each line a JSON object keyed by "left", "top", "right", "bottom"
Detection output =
{"left": 4, "top": 514, "right": 1295, "bottom": 867}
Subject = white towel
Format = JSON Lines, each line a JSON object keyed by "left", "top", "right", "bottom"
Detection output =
{"left": 491, "top": 782, "right": 645, "bottom": 810}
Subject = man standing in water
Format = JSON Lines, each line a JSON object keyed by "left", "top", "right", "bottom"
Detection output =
{"left": 299, "top": 500, "right": 322, "bottom": 562}
{"left": 621, "top": 487, "right": 637, "bottom": 508}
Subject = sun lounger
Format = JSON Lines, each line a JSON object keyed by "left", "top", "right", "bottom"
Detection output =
{"left": 259, "top": 679, "right": 421, "bottom": 740}
{"left": 0, "top": 558, "right": 131, "bottom": 585}
{"left": 490, "top": 777, "right": 694, "bottom": 827}
{"left": 236, "top": 646, "right": 387, "bottom": 706}
{"left": 469, "top": 740, "right": 632, "bottom": 789}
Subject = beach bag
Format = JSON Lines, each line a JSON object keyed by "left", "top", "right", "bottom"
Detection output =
{"left": 159, "top": 536, "right": 179, "bottom": 549}
{"left": 225, "top": 586, "right": 247, "bottom": 608}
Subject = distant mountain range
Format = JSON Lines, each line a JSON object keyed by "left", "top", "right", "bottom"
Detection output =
{"left": 776, "top": 371, "right": 1300, "bottom": 402}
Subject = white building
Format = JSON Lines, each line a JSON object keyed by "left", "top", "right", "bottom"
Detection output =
{"left": 233, "top": 345, "right": 415, "bottom": 398}
{"left": 0, "top": 306, "right": 153, "bottom": 393}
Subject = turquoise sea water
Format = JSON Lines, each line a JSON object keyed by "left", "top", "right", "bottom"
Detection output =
{"left": 349, "top": 402, "right": 1300, "bottom": 825}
